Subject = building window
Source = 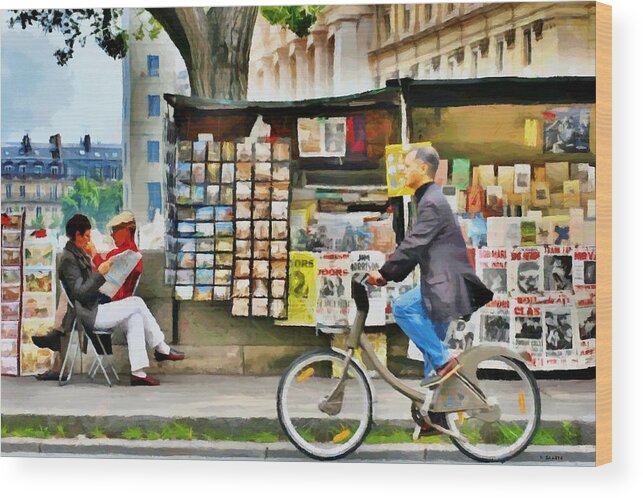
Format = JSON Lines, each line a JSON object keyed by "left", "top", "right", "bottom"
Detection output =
{"left": 147, "top": 55, "right": 160, "bottom": 77}
{"left": 147, "top": 182, "right": 162, "bottom": 222}
{"left": 328, "top": 35, "right": 335, "bottom": 92}
{"left": 35, "top": 165, "right": 42, "bottom": 176}
{"left": 471, "top": 49, "right": 479, "bottom": 78}
{"left": 4, "top": 164, "right": 12, "bottom": 174}
{"left": 51, "top": 165, "right": 58, "bottom": 176}
{"left": 148, "top": 95, "right": 161, "bottom": 117}
{"left": 496, "top": 39, "right": 504, "bottom": 73}
{"left": 383, "top": 9, "right": 392, "bottom": 39}
{"left": 289, "top": 54, "right": 297, "bottom": 99}
{"left": 403, "top": 5, "right": 411, "bottom": 32}
{"left": 36, "top": 185, "right": 41, "bottom": 198}
{"left": 36, "top": 206, "right": 42, "bottom": 218}
{"left": 147, "top": 141, "right": 160, "bottom": 163}
{"left": 19, "top": 185, "right": 26, "bottom": 198}
{"left": 19, "top": 164, "right": 26, "bottom": 175}
{"left": 425, "top": 4, "right": 433, "bottom": 22}
{"left": 523, "top": 28, "right": 532, "bottom": 66}
{"left": 5, "top": 184, "right": 11, "bottom": 198}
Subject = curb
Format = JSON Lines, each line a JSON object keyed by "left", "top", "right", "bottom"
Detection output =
{"left": 0, "top": 437, "right": 596, "bottom": 465}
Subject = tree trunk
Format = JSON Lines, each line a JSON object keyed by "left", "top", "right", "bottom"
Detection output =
{"left": 148, "top": 7, "right": 258, "bottom": 100}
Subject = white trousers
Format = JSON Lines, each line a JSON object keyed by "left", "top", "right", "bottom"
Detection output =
{"left": 94, "top": 296, "right": 165, "bottom": 371}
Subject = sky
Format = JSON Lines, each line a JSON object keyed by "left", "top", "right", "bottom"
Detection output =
{"left": 0, "top": 10, "right": 123, "bottom": 145}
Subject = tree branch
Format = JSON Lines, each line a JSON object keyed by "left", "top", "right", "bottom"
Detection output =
{"left": 146, "top": 7, "right": 194, "bottom": 70}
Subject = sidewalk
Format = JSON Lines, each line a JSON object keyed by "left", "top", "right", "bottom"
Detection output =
{"left": 1, "top": 374, "right": 596, "bottom": 423}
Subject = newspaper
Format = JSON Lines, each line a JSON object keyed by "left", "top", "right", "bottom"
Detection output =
{"left": 282, "top": 252, "right": 318, "bottom": 326}
{"left": 98, "top": 250, "right": 142, "bottom": 298}
{"left": 315, "top": 252, "right": 352, "bottom": 330}
{"left": 575, "top": 291, "right": 596, "bottom": 368}
{"left": 476, "top": 247, "right": 508, "bottom": 296}
{"left": 543, "top": 305, "right": 577, "bottom": 370}
{"left": 508, "top": 247, "right": 544, "bottom": 296}
{"left": 572, "top": 246, "right": 596, "bottom": 292}
{"left": 348, "top": 251, "right": 387, "bottom": 326}
{"left": 478, "top": 298, "right": 511, "bottom": 346}
{"left": 543, "top": 245, "right": 574, "bottom": 292}
{"left": 511, "top": 297, "right": 544, "bottom": 369}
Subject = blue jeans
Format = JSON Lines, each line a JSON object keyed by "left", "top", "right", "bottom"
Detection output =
{"left": 393, "top": 286, "right": 450, "bottom": 377}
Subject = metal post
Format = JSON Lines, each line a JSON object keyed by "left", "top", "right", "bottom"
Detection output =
{"left": 172, "top": 298, "right": 180, "bottom": 345}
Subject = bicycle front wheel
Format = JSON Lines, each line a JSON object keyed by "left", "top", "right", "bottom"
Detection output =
{"left": 277, "top": 349, "right": 373, "bottom": 461}
{"left": 436, "top": 356, "right": 541, "bottom": 463}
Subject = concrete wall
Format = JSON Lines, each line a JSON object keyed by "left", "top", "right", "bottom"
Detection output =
{"left": 101, "top": 251, "right": 330, "bottom": 375}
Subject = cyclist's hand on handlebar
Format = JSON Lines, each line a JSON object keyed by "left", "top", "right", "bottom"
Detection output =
{"left": 367, "top": 270, "right": 387, "bottom": 286}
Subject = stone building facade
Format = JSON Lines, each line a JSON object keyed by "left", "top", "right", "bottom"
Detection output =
{"left": 121, "top": 10, "right": 190, "bottom": 226}
{"left": 1, "top": 134, "right": 122, "bottom": 228}
{"left": 247, "top": 2, "right": 596, "bottom": 101}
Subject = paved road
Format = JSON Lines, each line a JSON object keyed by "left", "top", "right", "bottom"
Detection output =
{"left": 1, "top": 375, "right": 596, "bottom": 423}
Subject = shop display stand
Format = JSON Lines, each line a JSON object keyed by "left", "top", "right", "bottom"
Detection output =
{"left": 1, "top": 213, "right": 25, "bottom": 376}
{"left": 165, "top": 136, "right": 292, "bottom": 322}
{"left": 20, "top": 230, "right": 57, "bottom": 375}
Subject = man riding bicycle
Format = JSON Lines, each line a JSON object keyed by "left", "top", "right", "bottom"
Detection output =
{"left": 367, "top": 145, "right": 493, "bottom": 384}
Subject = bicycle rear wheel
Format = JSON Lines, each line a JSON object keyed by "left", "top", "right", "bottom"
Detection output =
{"left": 277, "top": 349, "right": 372, "bottom": 461}
{"left": 436, "top": 356, "right": 541, "bottom": 463}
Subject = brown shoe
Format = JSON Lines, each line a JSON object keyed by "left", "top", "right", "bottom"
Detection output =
{"left": 154, "top": 348, "right": 186, "bottom": 362}
{"left": 130, "top": 374, "right": 160, "bottom": 386}
{"left": 420, "top": 358, "right": 461, "bottom": 387}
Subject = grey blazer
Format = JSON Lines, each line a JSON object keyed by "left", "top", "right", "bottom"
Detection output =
{"left": 379, "top": 182, "right": 493, "bottom": 323}
{"left": 58, "top": 240, "right": 107, "bottom": 335}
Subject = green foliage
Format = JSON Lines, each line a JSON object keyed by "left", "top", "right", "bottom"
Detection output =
{"left": 559, "top": 421, "right": 581, "bottom": 445}
{"left": 27, "top": 212, "right": 46, "bottom": 229}
{"left": 260, "top": 5, "right": 324, "bottom": 38}
{"left": 54, "top": 424, "right": 66, "bottom": 438}
{"left": 61, "top": 178, "right": 123, "bottom": 232}
{"left": 10, "top": 426, "right": 51, "bottom": 438}
{"left": 121, "top": 426, "right": 145, "bottom": 440}
{"left": 160, "top": 422, "right": 193, "bottom": 441}
{"left": 49, "top": 213, "right": 63, "bottom": 229}
{"left": 7, "top": 9, "right": 128, "bottom": 66}
{"left": 1, "top": 425, "right": 9, "bottom": 438}
{"left": 531, "top": 429, "right": 558, "bottom": 446}
{"left": 132, "top": 9, "right": 163, "bottom": 41}
{"left": 89, "top": 427, "right": 107, "bottom": 439}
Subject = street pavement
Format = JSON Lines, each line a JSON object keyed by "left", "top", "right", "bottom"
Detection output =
{"left": 1, "top": 374, "right": 596, "bottom": 422}
{"left": 1, "top": 375, "right": 596, "bottom": 464}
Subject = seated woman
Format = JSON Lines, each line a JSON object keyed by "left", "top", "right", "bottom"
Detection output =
{"left": 58, "top": 213, "right": 185, "bottom": 386}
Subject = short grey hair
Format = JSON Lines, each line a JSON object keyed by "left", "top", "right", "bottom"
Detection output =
{"left": 412, "top": 146, "right": 440, "bottom": 177}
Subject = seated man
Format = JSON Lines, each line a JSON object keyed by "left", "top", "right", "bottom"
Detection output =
{"left": 34, "top": 212, "right": 143, "bottom": 380}
{"left": 58, "top": 213, "right": 184, "bottom": 385}
{"left": 91, "top": 211, "right": 143, "bottom": 301}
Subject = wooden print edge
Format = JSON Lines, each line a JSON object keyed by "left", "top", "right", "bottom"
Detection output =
{"left": 595, "top": 0, "right": 612, "bottom": 467}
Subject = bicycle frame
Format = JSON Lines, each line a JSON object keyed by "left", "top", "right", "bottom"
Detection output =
{"left": 336, "top": 276, "right": 531, "bottom": 414}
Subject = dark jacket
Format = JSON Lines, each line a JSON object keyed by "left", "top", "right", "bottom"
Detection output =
{"left": 58, "top": 241, "right": 111, "bottom": 353}
{"left": 379, "top": 182, "right": 493, "bottom": 322}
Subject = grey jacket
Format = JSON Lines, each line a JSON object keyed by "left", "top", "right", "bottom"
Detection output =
{"left": 379, "top": 182, "right": 493, "bottom": 323}
{"left": 58, "top": 240, "right": 107, "bottom": 335}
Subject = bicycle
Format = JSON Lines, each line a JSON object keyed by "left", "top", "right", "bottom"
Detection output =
{"left": 277, "top": 273, "right": 541, "bottom": 462}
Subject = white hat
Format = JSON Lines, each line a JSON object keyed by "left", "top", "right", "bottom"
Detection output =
{"left": 106, "top": 211, "right": 136, "bottom": 231}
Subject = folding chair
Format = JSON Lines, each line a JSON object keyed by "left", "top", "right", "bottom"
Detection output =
{"left": 58, "top": 285, "right": 116, "bottom": 387}
{"left": 86, "top": 275, "right": 142, "bottom": 385}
